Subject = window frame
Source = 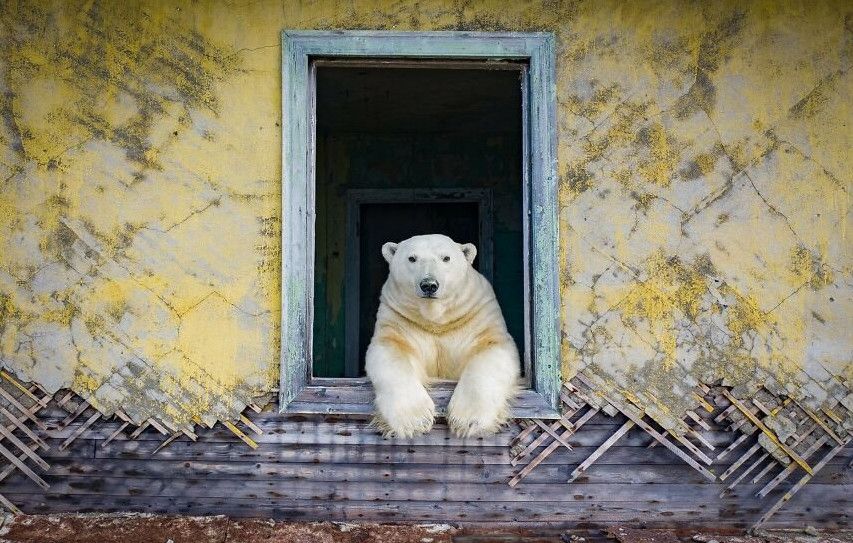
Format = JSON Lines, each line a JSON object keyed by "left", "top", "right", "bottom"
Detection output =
{"left": 281, "top": 30, "right": 560, "bottom": 418}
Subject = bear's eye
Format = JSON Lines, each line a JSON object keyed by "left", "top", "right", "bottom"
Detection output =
{"left": 442, "top": 256, "right": 450, "bottom": 262}
{"left": 408, "top": 255, "right": 417, "bottom": 263}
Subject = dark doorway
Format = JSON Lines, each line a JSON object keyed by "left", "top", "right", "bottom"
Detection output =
{"left": 312, "top": 62, "right": 524, "bottom": 378}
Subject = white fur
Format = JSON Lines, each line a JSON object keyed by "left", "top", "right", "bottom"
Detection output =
{"left": 365, "top": 234, "right": 520, "bottom": 438}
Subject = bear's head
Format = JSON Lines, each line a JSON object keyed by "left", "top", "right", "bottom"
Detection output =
{"left": 382, "top": 234, "right": 477, "bottom": 301}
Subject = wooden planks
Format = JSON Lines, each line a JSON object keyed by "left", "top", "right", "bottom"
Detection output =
{"left": 10, "top": 495, "right": 839, "bottom": 527}
{"left": 38, "top": 457, "right": 848, "bottom": 486}
{"left": 1, "top": 458, "right": 848, "bottom": 528}
{"left": 506, "top": 378, "right": 852, "bottom": 529}
{"left": 0, "top": 380, "right": 849, "bottom": 529}
{"left": 14, "top": 475, "right": 849, "bottom": 503}
{"left": 721, "top": 390, "right": 813, "bottom": 475}
{"left": 712, "top": 386, "right": 851, "bottom": 529}
{"left": 509, "top": 384, "right": 604, "bottom": 487}
{"left": 0, "top": 375, "right": 55, "bottom": 493}
{"left": 2, "top": 433, "right": 850, "bottom": 526}
{"left": 569, "top": 421, "right": 634, "bottom": 483}
{"left": 509, "top": 380, "right": 722, "bottom": 488}
{"left": 0, "top": 382, "right": 270, "bottom": 514}
{"left": 753, "top": 437, "right": 852, "bottom": 528}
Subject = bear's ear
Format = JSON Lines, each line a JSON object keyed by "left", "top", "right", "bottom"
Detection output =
{"left": 381, "top": 242, "right": 398, "bottom": 264}
{"left": 460, "top": 243, "right": 477, "bottom": 264}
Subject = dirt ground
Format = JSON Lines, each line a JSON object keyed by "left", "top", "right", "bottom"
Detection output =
{"left": 0, "top": 514, "right": 850, "bottom": 543}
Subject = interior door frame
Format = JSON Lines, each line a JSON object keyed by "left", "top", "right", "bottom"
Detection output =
{"left": 281, "top": 30, "right": 560, "bottom": 418}
{"left": 343, "top": 188, "right": 495, "bottom": 378}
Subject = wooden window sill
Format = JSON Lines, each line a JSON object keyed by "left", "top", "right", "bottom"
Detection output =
{"left": 284, "top": 378, "right": 560, "bottom": 419}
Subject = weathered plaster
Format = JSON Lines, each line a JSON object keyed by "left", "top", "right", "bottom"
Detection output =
{"left": 0, "top": 0, "right": 850, "bottom": 434}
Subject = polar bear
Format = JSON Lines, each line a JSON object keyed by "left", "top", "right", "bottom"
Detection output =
{"left": 365, "top": 234, "right": 520, "bottom": 438}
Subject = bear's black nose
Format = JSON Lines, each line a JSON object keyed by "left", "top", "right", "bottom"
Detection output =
{"left": 419, "top": 279, "right": 439, "bottom": 295}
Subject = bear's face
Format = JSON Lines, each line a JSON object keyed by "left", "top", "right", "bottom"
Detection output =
{"left": 382, "top": 234, "right": 477, "bottom": 301}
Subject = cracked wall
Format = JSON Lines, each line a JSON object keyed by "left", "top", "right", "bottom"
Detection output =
{"left": 0, "top": 0, "right": 850, "bottom": 432}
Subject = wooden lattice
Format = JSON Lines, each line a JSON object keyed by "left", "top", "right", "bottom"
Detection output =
{"left": 510, "top": 375, "right": 717, "bottom": 487}
{"left": 508, "top": 375, "right": 851, "bottom": 529}
{"left": 0, "top": 370, "right": 53, "bottom": 514}
{"left": 0, "top": 371, "right": 266, "bottom": 514}
{"left": 1, "top": 367, "right": 848, "bottom": 525}
{"left": 712, "top": 386, "right": 851, "bottom": 528}
{"left": 508, "top": 380, "right": 603, "bottom": 487}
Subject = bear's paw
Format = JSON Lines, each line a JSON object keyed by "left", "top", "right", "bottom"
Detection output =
{"left": 372, "top": 386, "right": 436, "bottom": 438}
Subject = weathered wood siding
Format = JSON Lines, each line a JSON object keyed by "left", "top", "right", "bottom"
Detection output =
{"left": 3, "top": 403, "right": 849, "bottom": 528}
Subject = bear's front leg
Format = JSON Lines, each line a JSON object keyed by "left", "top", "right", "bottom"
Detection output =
{"left": 366, "top": 342, "right": 435, "bottom": 438}
{"left": 448, "top": 344, "right": 519, "bottom": 437}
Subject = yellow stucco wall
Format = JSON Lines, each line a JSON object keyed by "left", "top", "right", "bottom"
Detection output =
{"left": 0, "top": 0, "right": 850, "bottom": 432}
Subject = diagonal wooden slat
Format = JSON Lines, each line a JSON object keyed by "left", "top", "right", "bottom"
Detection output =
{"left": 756, "top": 436, "right": 828, "bottom": 498}
{"left": 223, "top": 420, "right": 259, "bottom": 449}
{"left": 0, "top": 491, "right": 22, "bottom": 515}
{"left": 55, "top": 391, "right": 75, "bottom": 409}
{"left": 720, "top": 443, "right": 761, "bottom": 481}
{"left": 532, "top": 419, "right": 574, "bottom": 451}
{"left": 616, "top": 405, "right": 716, "bottom": 481}
{"left": 721, "top": 390, "right": 813, "bottom": 475}
{"left": 666, "top": 427, "right": 713, "bottom": 464}
{"left": 239, "top": 414, "right": 263, "bottom": 436}
{"left": 59, "top": 400, "right": 91, "bottom": 429}
{"left": 128, "top": 420, "right": 152, "bottom": 439}
{"left": 716, "top": 432, "right": 750, "bottom": 461}
{"left": 0, "top": 443, "right": 38, "bottom": 484}
{"left": 0, "top": 386, "right": 46, "bottom": 431}
{"left": 750, "top": 460, "right": 777, "bottom": 485}
{"left": 101, "top": 421, "right": 131, "bottom": 448}
{"left": 721, "top": 413, "right": 819, "bottom": 489}
{"left": 508, "top": 384, "right": 604, "bottom": 485}
{"left": 508, "top": 407, "right": 599, "bottom": 487}
{"left": 59, "top": 412, "right": 101, "bottom": 451}
{"left": 753, "top": 437, "right": 852, "bottom": 528}
{"left": 687, "top": 427, "right": 715, "bottom": 451}
{"left": 708, "top": 383, "right": 853, "bottom": 527}
{"left": 509, "top": 419, "right": 540, "bottom": 451}
{"left": 511, "top": 410, "right": 580, "bottom": 465}
{"left": 0, "top": 371, "right": 48, "bottom": 408}
{"left": 568, "top": 420, "right": 634, "bottom": 483}
{"left": 686, "top": 410, "right": 711, "bottom": 431}
{"left": 794, "top": 400, "right": 844, "bottom": 445}
{"left": 0, "top": 422, "right": 49, "bottom": 470}
{"left": 152, "top": 432, "right": 184, "bottom": 455}
{"left": 510, "top": 399, "right": 584, "bottom": 466}
{"left": 648, "top": 412, "right": 714, "bottom": 452}
{"left": 0, "top": 441, "right": 49, "bottom": 490}
{"left": 510, "top": 377, "right": 732, "bottom": 488}
{"left": 559, "top": 388, "right": 581, "bottom": 411}
{"left": 0, "top": 383, "right": 270, "bottom": 514}
{"left": 714, "top": 404, "right": 737, "bottom": 424}
{"left": 148, "top": 418, "right": 172, "bottom": 435}
{"left": 750, "top": 398, "right": 773, "bottom": 416}
{"left": 725, "top": 452, "right": 769, "bottom": 492}
{"left": 0, "top": 406, "right": 49, "bottom": 450}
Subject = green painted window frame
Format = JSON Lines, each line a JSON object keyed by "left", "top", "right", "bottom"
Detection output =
{"left": 281, "top": 30, "right": 560, "bottom": 418}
